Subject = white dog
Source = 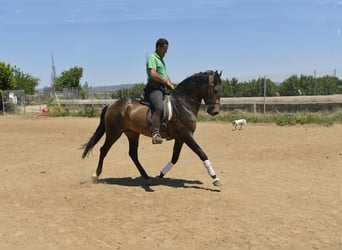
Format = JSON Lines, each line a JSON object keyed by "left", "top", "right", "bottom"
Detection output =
{"left": 232, "top": 119, "right": 247, "bottom": 130}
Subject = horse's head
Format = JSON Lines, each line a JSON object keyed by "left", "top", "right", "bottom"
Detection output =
{"left": 174, "top": 70, "right": 222, "bottom": 116}
{"left": 203, "top": 70, "right": 222, "bottom": 116}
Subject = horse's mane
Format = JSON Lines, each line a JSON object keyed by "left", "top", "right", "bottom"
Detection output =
{"left": 175, "top": 70, "right": 215, "bottom": 91}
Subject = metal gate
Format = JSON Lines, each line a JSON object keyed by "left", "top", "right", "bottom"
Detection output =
{"left": 1, "top": 90, "right": 26, "bottom": 115}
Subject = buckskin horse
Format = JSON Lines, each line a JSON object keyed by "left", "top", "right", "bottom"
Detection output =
{"left": 82, "top": 70, "right": 222, "bottom": 186}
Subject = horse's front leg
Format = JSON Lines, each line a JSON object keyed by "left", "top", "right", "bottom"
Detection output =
{"left": 157, "top": 139, "right": 183, "bottom": 178}
{"left": 182, "top": 134, "right": 221, "bottom": 186}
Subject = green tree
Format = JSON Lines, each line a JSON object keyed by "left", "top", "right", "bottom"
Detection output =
{"left": 0, "top": 62, "right": 15, "bottom": 90}
{"left": 129, "top": 83, "right": 146, "bottom": 98}
{"left": 299, "top": 75, "right": 315, "bottom": 95}
{"left": 230, "top": 78, "right": 239, "bottom": 96}
{"left": 111, "top": 83, "right": 146, "bottom": 99}
{"left": 316, "top": 76, "right": 340, "bottom": 95}
{"left": 53, "top": 66, "right": 83, "bottom": 90}
{"left": 80, "top": 82, "right": 91, "bottom": 99}
{"left": 12, "top": 66, "right": 39, "bottom": 94}
{"left": 263, "top": 78, "right": 278, "bottom": 97}
{"left": 221, "top": 78, "right": 234, "bottom": 97}
{"left": 278, "top": 75, "right": 301, "bottom": 96}
{"left": 278, "top": 74, "right": 342, "bottom": 96}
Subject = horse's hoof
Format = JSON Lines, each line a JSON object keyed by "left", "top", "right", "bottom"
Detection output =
{"left": 213, "top": 178, "right": 221, "bottom": 187}
{"left": 91, "top": 174, "right": 98, "bottom": 183}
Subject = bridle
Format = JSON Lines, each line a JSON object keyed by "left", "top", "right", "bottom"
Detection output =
{"left": 171, "top": 72, "right": 221, "bottom": 107}
{"left": 205, "top": 74, "right": 221, "bottom": 106}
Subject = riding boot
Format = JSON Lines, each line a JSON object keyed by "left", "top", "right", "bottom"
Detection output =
{"left": 151, "top": 114, "right": 163, "bottom": 144}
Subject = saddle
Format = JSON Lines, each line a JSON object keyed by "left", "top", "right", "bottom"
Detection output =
{"left": 140, "top": 94, "right": 173, "bottom": 124}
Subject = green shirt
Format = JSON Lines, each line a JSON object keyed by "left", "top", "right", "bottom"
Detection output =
{"left": 146, "top": 52, "right": 167, "bottom": 81}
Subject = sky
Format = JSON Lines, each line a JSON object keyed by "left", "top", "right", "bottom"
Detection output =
{"left": 1, "top": 0, "right": 342, "bottom": 88}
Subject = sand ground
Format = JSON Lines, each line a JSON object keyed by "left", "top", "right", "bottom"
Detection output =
{"left": 0, "top": 116, "right": 341, "bottom": 250}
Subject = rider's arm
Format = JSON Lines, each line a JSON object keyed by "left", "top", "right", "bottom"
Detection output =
{"left": 149, "top": 69, "right": 175, "bottom": 90}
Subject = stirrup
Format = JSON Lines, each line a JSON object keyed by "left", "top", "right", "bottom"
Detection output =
{"left": 152, "top": 134, "right": 163, "bottom": 144}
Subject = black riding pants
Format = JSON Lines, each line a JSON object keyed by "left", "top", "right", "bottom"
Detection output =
{"left": 149, "top": 88, "right": 163, "bottom": 117}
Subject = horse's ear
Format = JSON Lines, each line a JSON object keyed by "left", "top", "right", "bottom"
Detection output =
{"left": 215, "top": 70, "right": 222, "bottom": 77}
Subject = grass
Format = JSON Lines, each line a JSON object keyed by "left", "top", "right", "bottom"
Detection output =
{"left": 47, "top": 104, "right": 100, "bottom": 117}
{"left": 197, "top": 109, "right": 342, "bottom": 126}
{"left": 46, "top": 104, "right": 342, "bottom": 126}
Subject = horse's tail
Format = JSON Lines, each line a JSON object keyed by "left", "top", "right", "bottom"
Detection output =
{"left": 82, "top": 105, "right": 108, "bottom": 158}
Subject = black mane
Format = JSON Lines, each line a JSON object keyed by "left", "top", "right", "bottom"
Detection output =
{"left": 175, "top": 70, "right": 215, "bottom": 92}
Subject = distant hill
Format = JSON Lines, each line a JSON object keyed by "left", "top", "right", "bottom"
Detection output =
{"left": 91, "top": 83, "right": 138, "bottom": 92}
{"left": 39, "top": 83, "right": 139, "bottom": 93}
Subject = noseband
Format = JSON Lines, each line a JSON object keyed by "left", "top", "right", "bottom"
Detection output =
{"left": 206, "top": 74, "right": 220, "bottom": 106}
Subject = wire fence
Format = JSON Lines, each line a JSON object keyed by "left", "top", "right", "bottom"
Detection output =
{"left": 0, "top": 87, "right": 121, "bottom": 115}
{"left": 1, "top": 88, "right": 342, "bottom": 116}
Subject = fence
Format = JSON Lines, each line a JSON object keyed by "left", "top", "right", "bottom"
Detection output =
{"left": 0, "top": 87, "right": 121, "bottom": 115}
{"left": 1, "top": 90, "right": 27, "bottom": 115}
{"left": 2, "top": 88, "right": 342, "bottom": 116}
{"left": 1, "top": 90, "right": 54, "bottom": 115}
{"left": 219, "top": 95, "right": 342, "bottom": 113}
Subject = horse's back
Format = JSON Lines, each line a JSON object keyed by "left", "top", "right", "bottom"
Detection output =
{"left": 105, "top": 98, "right": 150, "bottom": 134}
{"left": 107, "top": 97, "right": 146, "bottom": 115}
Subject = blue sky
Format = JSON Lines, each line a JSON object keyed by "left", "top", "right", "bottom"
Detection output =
{"left": 1, "top": 0, "right": 342, "bottom": 88}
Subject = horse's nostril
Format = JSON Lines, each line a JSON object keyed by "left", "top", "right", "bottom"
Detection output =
{"left": 211, "top": 111, "right": 219, "bottom": 116}
{"left": 207, "top": 106, "right": 219, "bottom": 116}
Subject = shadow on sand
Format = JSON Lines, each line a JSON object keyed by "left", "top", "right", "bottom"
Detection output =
{"left": 94, "top": 176, "right": 221, "bottom": 192}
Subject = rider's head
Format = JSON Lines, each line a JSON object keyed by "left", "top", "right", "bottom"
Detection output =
{"left": 155, "top": 38, "right": 168, "bottom": 58}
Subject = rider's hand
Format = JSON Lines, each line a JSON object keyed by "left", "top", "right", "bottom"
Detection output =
{"left": 166, "top": 80, "right": 175, "bottom": 90}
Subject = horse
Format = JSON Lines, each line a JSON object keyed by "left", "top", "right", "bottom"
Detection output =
{"left": 82, "top": 70, "right": 223, "bottom": 186}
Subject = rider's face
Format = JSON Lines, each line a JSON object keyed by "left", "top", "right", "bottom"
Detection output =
{"left": 157, "top": 44, "right": 168, "bottom": 58}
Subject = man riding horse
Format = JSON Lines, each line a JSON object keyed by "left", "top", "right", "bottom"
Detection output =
{"left": 144, "top": 38, "right": 175, "bottom": 144}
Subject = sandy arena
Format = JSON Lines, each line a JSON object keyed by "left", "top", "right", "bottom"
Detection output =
{"left": 0, "top": 116, "right": 341, "bottom": 250}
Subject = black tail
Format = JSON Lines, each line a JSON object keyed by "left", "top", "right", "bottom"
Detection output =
{"left": 82, "top": 105, "right": 108, "bottom": 158}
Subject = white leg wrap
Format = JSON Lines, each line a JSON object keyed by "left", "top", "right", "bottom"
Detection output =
{"left": 161, "top": 162, "right": 174, "bottom": 176}
{"left": 203, "top": 160, "right": 216, "bottom": 177}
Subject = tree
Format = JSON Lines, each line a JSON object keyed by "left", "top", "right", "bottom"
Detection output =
{"left": 0, "top": 62, "right": 15, "bottom": 90}
{"left": 80, "top": 82, "right": 91, "bottom": 99}
{"left": 263, "top": 78, "right": 278, "bottom": 97}
{"left": 111, "top": 83, "right": 146, "bottom": 99}
{"left": 277, "top": 74, "right": 341, "bottom": 96}
{"left": 316, "top": 76, "right": 340, "bottom": 95}
{"left": 128, "top": 83, "right": 146, "bottom": 98}
{"left": 53, "top": 66, "right": 83, "bottom": 90}
{"left": 221, "top": 78, "right": 234, "bottom": 97}
{"left": 299, "top": 75, "right": 315, "bottom": 95}
{"left": 12, "top": 66, "right": 39, "bottom": 94}
{"left": 220, "top": 77, "right": 277, "bottom": 97}
{"left": 278, "top": 75, "right": 301, "bottom": 96}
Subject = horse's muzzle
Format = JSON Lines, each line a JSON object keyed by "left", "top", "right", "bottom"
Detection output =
{"left": 207, "top": 104, "right": 220, "bottom": 116}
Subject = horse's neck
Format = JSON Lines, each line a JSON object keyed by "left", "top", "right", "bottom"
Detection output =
{"left": 173, "top": 75, "right": 207, "bottom": 115}
{"left": 172, "top": 91, "right": 202, "bottom": 117}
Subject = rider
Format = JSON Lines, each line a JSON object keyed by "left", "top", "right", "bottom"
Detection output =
{"left": 145, "top": 38, "right": 175, "bottom": 144}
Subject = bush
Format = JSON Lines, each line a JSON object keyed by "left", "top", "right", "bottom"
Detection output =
{"left": 48, "top": 105, "right": 69, "bottom": 116}
{"left": 77, "top": 106, "right": 99, "bottom": 117}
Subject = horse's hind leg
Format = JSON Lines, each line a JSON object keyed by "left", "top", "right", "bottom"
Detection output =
{"left": 93, "top": 130, "right": 122, "bottom": 182}
{"left": 125, "top": 131, "right": 149, "bottom": 179}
